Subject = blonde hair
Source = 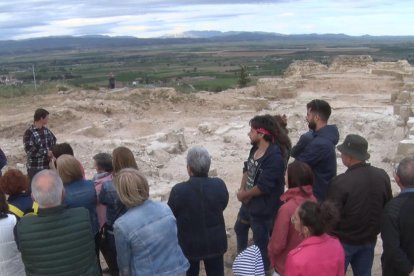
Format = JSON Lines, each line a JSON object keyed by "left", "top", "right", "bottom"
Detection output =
{"left": 112, "top": 146, "right": 138, "bottom": 174}
{"left": 114, "top": 168, "right": 149, "bottom": 208}
{"left": 56, "top": 154, "right": 83, "bottom": 185}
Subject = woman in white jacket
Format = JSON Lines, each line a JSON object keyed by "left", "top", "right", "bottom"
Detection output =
{"left": 0, "top": 191, "right": 25, "bottom": 276}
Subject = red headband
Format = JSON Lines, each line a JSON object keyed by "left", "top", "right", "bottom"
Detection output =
{"left": 255, "top": 128, "right": 275, "bottom": 143}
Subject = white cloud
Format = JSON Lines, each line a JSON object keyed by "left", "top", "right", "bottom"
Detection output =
{"left": 1, "top": 0, "right": 413, "bottom": 40}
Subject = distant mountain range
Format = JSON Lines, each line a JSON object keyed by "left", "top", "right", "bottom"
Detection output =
{"left": 1, "top": 31, "right": 414, "bottom": 55}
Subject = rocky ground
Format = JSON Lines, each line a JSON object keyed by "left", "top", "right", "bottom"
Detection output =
{"left": 0, "top": 58, "right": 410, "bottom": 275}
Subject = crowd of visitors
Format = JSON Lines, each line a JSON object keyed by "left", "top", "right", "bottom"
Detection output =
{"left": 0, "top": 103, "right": 412, "bottom": 276}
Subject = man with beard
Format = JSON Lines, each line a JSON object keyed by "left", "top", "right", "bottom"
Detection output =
{"left": 235, "top": 115, "right": 285, "bottom": 275}
{"left": 292, "top": 99, "right": 339, "bottom": 201}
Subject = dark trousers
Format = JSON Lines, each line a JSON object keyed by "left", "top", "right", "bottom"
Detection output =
{"left": 95, "top": 233, "right": 102, "bottom": 275}
{"left": 186, "top": 255, "right": 224, "bottom": 276}
{"left": 342, "top": 242, "right": 375, "bottom": 276}
{"left": 234, "top": 205, "right": 272, "bottom": 271}
{"left": 100, "top": 226, "right": 119, "bottom": 276}
{"left": 27, "top": 168, "right": 45, "bottom": 193}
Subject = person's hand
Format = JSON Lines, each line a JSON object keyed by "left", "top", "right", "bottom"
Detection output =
{"left": 237, "top": 189, "right": 252, "bottom": 204}
{"left": 237, "top": 189, "right": 245, "bottom": 202}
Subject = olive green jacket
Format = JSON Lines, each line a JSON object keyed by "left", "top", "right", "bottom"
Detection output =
{"left": 16, "top": 205, "right": 100, "bottom": 276}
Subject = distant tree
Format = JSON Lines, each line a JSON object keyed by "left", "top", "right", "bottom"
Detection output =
{"left": 238, "top": 65, "right": 250, "bottom": 88}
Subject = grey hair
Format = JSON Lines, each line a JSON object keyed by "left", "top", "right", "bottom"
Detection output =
{"left": 396, "top": 156, "right": 414, "bottom": 187}
{"left": 186, "top": 146, "right": 211, "bottom": 177}
{"left": 31, "top": 170, "right": 64, "bottom": 208}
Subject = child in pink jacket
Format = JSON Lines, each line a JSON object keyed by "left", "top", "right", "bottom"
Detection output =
{"left": 285, "top": 201, "right": 344, "bottom": 276}
{"left": 268, "top": 161, "right": 317, "bottom": 275}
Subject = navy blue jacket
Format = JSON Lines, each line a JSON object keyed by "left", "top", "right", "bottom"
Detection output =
{"left": 0, "top": 148, "right": 6, "bottom": 176}
{"left": 63, "top": 179, "right": 99, "bottom": 234}
{"left": 8, "top": 193, "right": 35, "bottom": 218}
{"left": 294, "top": 125, "right": 339, "bottom": 201}
{"left": 244, "top": 143, "right": 286, "bottom": 219}
{"left": 168, "top": 176, "right": 229, "bottom": 260}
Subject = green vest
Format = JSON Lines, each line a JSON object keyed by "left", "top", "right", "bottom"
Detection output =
{"left": 16, "top": 205, "right": 100, "bottom": 276}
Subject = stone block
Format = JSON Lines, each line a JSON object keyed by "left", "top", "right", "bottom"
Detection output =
{"left": 396, "top": 139, "right": 414, "bottom": 158}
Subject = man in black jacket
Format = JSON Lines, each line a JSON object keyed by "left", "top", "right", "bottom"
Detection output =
{"left": 292, "top": 99, "right": 339, "bottom": 201}
{"left": 381, "top": 156, "right": 414, "bottom": 276}
{"left": 327, "top": 134, "right": 392, "bottom": 276}
{"left": 234, "top": 115, "right": 286, "bottom": 274}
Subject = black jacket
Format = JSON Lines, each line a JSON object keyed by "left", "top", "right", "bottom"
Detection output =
{"left": 381, "top": 191, "right": 414, "bottom": 276}
{"left": 168, "top": 176, "right": 229, "bottom": 260}
{"left": 294, "top": 125, "right": 339, "bottom": 201}
{"left": 243, "top": 143, "right": 286, "bottom": 218}
{"left": 327, "top": 162, "right": 392, "bottom": 244}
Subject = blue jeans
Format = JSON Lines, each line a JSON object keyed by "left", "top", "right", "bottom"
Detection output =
{"left": 234, "top": 205, "right": 271, "bottom": 271}
{"left": 186, "top": 255, "right": 224, "bottom": 276}
{"left": 342, "top": 242, "right": 375, "bottom": 276}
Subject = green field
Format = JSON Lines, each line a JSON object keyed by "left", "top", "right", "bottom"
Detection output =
{"left": 1, "top": 38, "right": 413, "bottom": 96}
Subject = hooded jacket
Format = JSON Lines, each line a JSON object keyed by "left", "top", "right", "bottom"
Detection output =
{"left": 294, "top": 125, "right": 339, "bottom": 201}
{"left": 268, "top": 186, "right": 317, "bottom": 275}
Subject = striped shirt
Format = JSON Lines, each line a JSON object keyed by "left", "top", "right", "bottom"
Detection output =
{"left": 233, "top": 245, "right": 265, "bottom": 276}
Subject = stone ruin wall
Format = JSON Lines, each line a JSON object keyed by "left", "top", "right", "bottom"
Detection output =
{"left": 255, "top": 55, "right": 414, "bottom": 162}
{"left": 391, "top": 68, "right": 414, "bottom": 161}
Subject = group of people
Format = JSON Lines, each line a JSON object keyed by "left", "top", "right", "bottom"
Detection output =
{"left": 0, "top": 102, "right": 412, "bottom": 276}
{"left": 232, "top": 100, "right": 412, "bottom": 276}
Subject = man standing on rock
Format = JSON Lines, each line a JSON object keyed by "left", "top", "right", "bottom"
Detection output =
{"left": 23, "top": 108, "right": 56, "bottom": 183}
{"left": 235, "top": 114, "right": 285, "bottom": 274}
{"left": 292, "top": 99, "right": 339, "bottom": 201}
{"left": 381, "top": 156, "right": 414, "bottom": 276}
{"left": 327, "top": 134, "right": 392, "bottom": 276}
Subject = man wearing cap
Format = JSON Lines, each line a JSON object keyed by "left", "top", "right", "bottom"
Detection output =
{"left": 327, "top": 134, "right": 392, "bottom": 276}
{"left": 381, "top": 156, "right": 414, "bottom": 276}
{"left": 292, "top": 99, "right": 339, "bottom": 201}
{"left": 235, "top": 114, "right": 285, "bottom": 275}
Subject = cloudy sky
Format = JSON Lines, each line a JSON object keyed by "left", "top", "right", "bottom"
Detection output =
{"left": 1, "top": 0, "right": 413, "bottom": 40}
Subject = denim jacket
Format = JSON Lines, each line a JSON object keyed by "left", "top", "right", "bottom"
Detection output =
{"left": 63, "top": 179, "right": 99, "bottom": 234}
{"left": 114, "top": 200, "right": 189, "bottom": 276}
{"left": 99, "top": 179, "right": 126, "bottom": 226}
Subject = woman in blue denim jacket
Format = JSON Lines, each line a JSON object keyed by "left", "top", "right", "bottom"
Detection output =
{"left": 56, "top": 155, "right": 100, "bottom": 262}
{"left": 113, "top": 168, "right": 189, "bottom": 276}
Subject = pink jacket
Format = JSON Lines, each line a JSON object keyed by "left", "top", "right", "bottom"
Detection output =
{"left": 285, "top": 234, "right": 345, "bottom": 276}
{"left": 93, "top": 172, "right": 113, "bottom": 228}
{"left": 268, "top": 185, "right": 316, "bottom": 275}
